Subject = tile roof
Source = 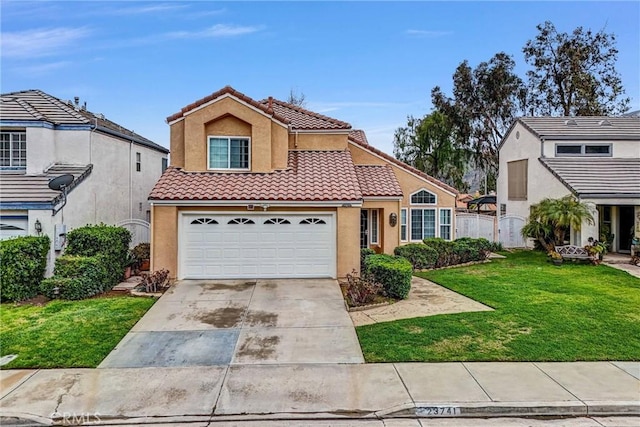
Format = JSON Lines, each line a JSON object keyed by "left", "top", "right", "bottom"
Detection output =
{"left": 539, "top": 157, "right": 640, "bottom": 198}
{"left": 348, "top": 129, "right": 369, "bottom": 145}
{"left": 518, "top": 117, "right": 640, "bottom": 139}
{"left": 0, "top": 164, "right": 93, "bottom": 205}
{"left": 261, "top": 99, "right": 352, "bottom": 130}
{"left": 149, "top": 150, "right": 362, "bottom": 202}
{"left": 1, "top": 90, "right": 168, "bottom": 153}
{"left": 347, "top": 134, "right": 459, "bottom": 195}
{"left": 355, "top": 165, "right": 403, "bottom": 197}
{"left": 166, "top": 86, "right": 290, "bottom": 125}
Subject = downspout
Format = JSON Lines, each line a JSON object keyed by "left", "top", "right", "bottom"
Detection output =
{"left": 89, "top": 117, "right": 97, "bottom": 164}
{"left": 129, "top": 139, "right": 133, "bottom": 219}
{"left": 540, "top": 137, "right": 545, "bottom": 158}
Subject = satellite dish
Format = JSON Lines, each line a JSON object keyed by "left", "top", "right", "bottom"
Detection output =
{"left": 48, "top": 174, "right": 74, "bottom": 192}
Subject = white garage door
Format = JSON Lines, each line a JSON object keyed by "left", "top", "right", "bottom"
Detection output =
{"left": 180, "top": 213, "right": 336, "bottom": 279}
{"left": 0, "top": 217, "right": 28, "bottom": 240}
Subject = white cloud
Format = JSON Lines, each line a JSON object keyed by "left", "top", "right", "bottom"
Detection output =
{"left": 406, "top": 29, "right": 453, "bottom": 38}
{"left": 166, "top": 24, "right": 263, "bottom": 39}
{"left": 22, "top": 61, "right": 72, "bottom": 76}
{"left": 1, "top": 27, "right": 91, "bottom": 58}
{"left": 105, "top": 3, "right": 188, "bottom": 16}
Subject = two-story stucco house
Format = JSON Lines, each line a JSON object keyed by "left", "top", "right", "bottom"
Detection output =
{"left": 149, "top": 86, "right": 458, "bottom": 279}
{"left": 0, "top": 90, "right": 169, "bottom": 269}
{"left": 497, "top": 117, "right": 640, "bottom": 252}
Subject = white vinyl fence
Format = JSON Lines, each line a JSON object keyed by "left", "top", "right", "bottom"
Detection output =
{"left": 116, "top": 219, "right": 150, "bottom": 248}
{"left": 456, "top": 213, "right": 496, "bottom": 241}
{"left": 498, "top": 215, "right": 526, "bottom": 248}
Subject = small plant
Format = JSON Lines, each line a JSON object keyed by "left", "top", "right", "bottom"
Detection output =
{"left": 585, "top": 240, "right": 606, "bottom": 265}
{"left": 131, "top": 243, "right": 150, "bottom": 262}
{"left": 344, "top": 270, "right": 384, "bottom": 307}
{"left": 139, "top": 269, "right": 170, "bottom": 293}
{"left": 548, "top": 251, "right": 563, "bottom": 260}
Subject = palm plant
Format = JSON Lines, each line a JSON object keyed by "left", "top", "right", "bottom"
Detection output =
{"left": 521, "top": 195, "right": 594, "bottom": 250}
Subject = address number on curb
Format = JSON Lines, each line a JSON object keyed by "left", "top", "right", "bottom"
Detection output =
{"left": 416, "top": 406, "right": 461, "bottom": 417}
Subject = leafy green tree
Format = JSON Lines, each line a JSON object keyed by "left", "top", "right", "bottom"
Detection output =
{"left": 431, "top": 53, "right": 527, "bottom": 190}
{"left": 521, "top": 195, "right": 595, "bottom": 251}
{"left": 393, "top": 110, "right": 471, "bottom": 191}
{"left": 523, "top": 21, "right": 630, "bottom": 116}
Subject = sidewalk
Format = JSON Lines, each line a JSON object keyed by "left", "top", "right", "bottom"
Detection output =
{"left": 1, "top": 361, "right": 638, "bottom": 425}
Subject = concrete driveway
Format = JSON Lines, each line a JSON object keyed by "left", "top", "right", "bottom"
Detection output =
{"left": 99, "top": 279, "right": 364, "bottom": 368}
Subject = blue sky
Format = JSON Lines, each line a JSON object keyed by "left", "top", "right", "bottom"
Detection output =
{"left": 2, "top": 1, "right": 639, "bottom": 155}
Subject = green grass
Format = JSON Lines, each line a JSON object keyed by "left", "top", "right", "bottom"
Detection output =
{"left": 356, "top": 250, "right": 640, "bottom": 362}
{"left": 1, "top": 296, "right": 156, "bottom": 369}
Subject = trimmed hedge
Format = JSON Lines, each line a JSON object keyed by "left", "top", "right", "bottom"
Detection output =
{"left": 393, "top": 243, "right": 438, "bottom": 270}
{"left": 360, "top": 248, "right": 375, "bottom": 271}
{"left": 364, "top": 254, "right": 412, "bottom": 299}
{"left": 42, "top": 224, "right": 131, "bottom": 300}
{"left": 0, "top": 236, "right": 50, "bottom": 302}
{"left": 420, "top": 237, "right": 493, "bottom": 268}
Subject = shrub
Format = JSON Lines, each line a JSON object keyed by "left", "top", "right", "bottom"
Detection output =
{"left": 394, "top": 244, "right": 438, "bottom": 270}
{"left": 423, "top": 238, "right": 456, "bottom": 268}
{"left": 65, "top": 224, "right": 131, "bottom": 286}
{"left": 40, "top": 277, "right": 93, "bottom": 300}
{"left": 364, "top": 254, "right": 412, "bottom": 299}
{"left": 0, "top": 236, "right": 50, "bottom": 302}
{"left": 54, "top": 255, "right": 110, "bottom": 296}
{"left": 131, "top": 242, "right": 150, "bottom": 262}
{"left": 360, "top": 248, "right": 375, "bottom": 271}
{"left": 139, "top": 269, "right": 170, "bottom": 293}
{"left": 343, "top": 270, "right": 384, "bottom": 307}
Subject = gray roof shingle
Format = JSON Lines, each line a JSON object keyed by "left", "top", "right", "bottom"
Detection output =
{"left": 1, "top": 90, "right": 168, "bottom": 154}
{"left": 519, "top": 117, "right": 640, "bottom": 140}
{"left": 539, "top": 157, "right": 640, "bottom": 198}
{"left": 0, "top": 164, "right": 93, "bottom": 205}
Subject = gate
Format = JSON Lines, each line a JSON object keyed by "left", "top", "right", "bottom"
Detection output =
{"left": 498, "top": 215, "right": 526, "bottom": 248}
{"left": 116, "top": 219, "right": 150, "bottom": 248}
{"left": 456, "top": 213, "right": 496, "bottom": 241}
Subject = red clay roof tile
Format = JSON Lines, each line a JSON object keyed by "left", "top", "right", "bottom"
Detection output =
{"left": 260, "top": 99, "right": 352, "bottom": 130}
{"left": 166, "top": 86, "right": 290, "bottom": 124}
{"left": 355, "top": 165, "right": 403, "bottom": 197}
{"left": 149, "top": 150, "right": 362, "bottom": 202}
{"left": 348, "top": 134, "right": 459, "bottom": 195}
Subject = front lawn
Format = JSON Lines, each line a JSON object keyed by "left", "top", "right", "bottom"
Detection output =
{"left": 1, "top": 296, "right": 156, "bottom": 369}
{"left": 357, "top": 251, "right": 640, "bottom": 362}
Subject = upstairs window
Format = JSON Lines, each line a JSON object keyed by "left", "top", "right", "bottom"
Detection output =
{"left": 208, "top": 137, "right": 250, "bottom": 169}
{"left": 507, "top": 159, "right": 528, "bottom": 201}
{"left": 161, "top": 158, "right": 168, "bottom": 172}
{"left": 136, "top": 152, "right": 141, "bottom": 171}
{"left": 411, "top": 189, "right": 436, "bottom": 205}
{"left": 556, "top": 144, "right": 612, "bottom": 157}
{"left": 0, "top": 131, "right": 26, "bottom": 169}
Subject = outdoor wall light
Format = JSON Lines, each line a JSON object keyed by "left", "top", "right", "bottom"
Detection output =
{"left": 389, "top": 213, "right": 398, "bottom": 227}
{"left": 34, "top": 219, "right": 42, "bottom": 235}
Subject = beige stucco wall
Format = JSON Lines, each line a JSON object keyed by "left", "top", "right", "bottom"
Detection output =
{"left": 179, "top": 97, "right": 288, "bottom": 173}
{"left": 336, "top": 206, "right": 360, "bottom": 276}
{"left": 271, "top": 122, "right": 288, "bottom": 169}
{"left": 151, "top": 205, "right": 178, "bottom": 276}
{"left": 362, "top": 200, "right": 401, "bottom": 254}
{"left": 289, "top": 133, "right": 349, "bottom": 150}
{"left": 170, "top": 120, "right": 185, "bottom": 168}
{"left": 349, "top": 142, "right": 457, "bottom": 242}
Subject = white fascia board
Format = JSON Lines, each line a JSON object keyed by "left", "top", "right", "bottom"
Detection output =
{"left": 150, "top": 199, "right": 363, "bottom": 207}
{"left": 363, "top": 196, "right": 403, "bottom": 201}
{"left": 173, "top": 93, "right": 289, "bottom": 129}
{"left": 348, "top": 140, "right": 457, "bottom": 197}
{"left": 292, "top": 129, "right": 352, "bottom": 135}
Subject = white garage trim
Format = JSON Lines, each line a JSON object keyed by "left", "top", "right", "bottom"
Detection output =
{"left": 0, "top": 216, "right": 28, "bottom": 240}
{"left": 178, "top": 211, "right": 337, "bottom": 279}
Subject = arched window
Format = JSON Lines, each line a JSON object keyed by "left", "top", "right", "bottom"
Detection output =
{"left": 264, "top": 218, "right": 291, "bottom": 225}
{"left": 190, "top": 218, "right": 218, "bottom": 225}
{"left": 410, "top": 189, "right": 436, "bottom": 205}
{"left": 228, "top": 218, "right": 255, "bottom": 225}
{"left": 300, "top": 218, "right": 326, "bottom": 225}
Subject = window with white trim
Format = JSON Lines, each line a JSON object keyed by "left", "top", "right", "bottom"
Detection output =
{"left": 400, "top": 208, "right": 407, "bottom": 241}
{"left": 556, "top": 143, "right": 612, "bottom": 157}
{"left": 411, "top": 208, "right": 436, "bottom": 240}
{"left": 411, "top": 189, "right": 436, "bottom": 205}
{"left": 370, "top": 209, "right": 379, "bottom": 244}
{"left": 208, "top": 136, "right": 250, "bottom": 169}
{"left": 0, "top": 131, "right": 26, "bottom": 169}
{"left": 439, "top": 209, "right": 452, "bottom": 240}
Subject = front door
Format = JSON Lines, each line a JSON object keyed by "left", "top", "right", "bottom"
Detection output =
{"left": 360, "top": 209, "right": 368, "bottom": 249}
{"left": 619, "top": 206, "right": 634, "bottom": 253}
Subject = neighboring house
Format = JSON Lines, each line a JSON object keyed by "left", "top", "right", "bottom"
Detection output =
{"left": 149, "top": 86, "right": 457, "bottom": 279}
{"left": 497, "top": 116, "right": 640, "bottom": 252}
{"left": 0, "top": 90, "right": 169, "bottom": 270}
